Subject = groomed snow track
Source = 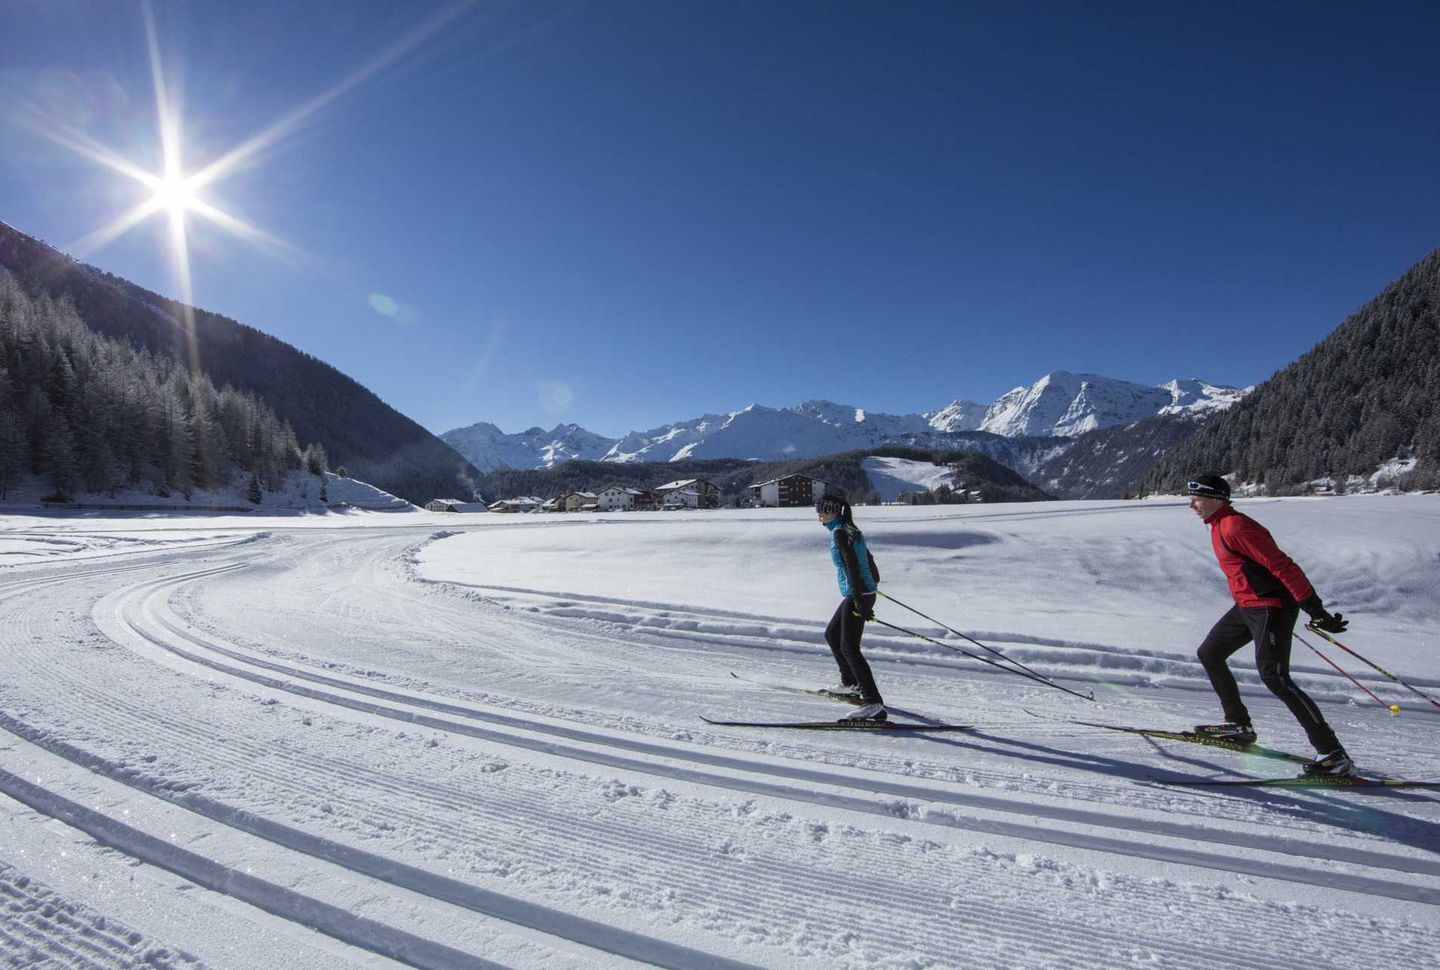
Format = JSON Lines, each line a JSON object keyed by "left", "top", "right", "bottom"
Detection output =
{"left": 1, "top": 524, "right": 1437, "bottom": 968}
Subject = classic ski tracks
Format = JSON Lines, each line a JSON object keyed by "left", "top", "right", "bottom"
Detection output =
{"left": 0, "top": 538, "right": 1437, "bottom": 969}
{"left": 102, "top": 554, "right": 1440, "bottom": 899}
{"left": 0, "top": 563, "right": 766, "bottom": 969}
{"left": 35, "top": 549, "right": 1296, "bottom": 970}
{"left": 18, "top": 545, "right": 1148, "bottom": 967}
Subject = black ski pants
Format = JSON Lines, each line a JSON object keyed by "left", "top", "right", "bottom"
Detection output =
{"left": 1197, "top": 604, "right": 1341, "bottom": 754}
{"left": 825, "top": 593, "right": 882, "bottom": 705}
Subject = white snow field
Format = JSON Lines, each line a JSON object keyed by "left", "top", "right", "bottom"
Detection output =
{"left": 0, "top": 497, "right": 1437, "bottom": 968}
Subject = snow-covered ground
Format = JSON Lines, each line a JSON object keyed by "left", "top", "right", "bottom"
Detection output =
{"left": 0, "top": 470, "right": 414, "bottom": 512}
{"left": 0, "top": 496, "right": 1436, "bottom": 968}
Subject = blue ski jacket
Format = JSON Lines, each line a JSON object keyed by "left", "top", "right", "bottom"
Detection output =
{"left": 826, "top": 518, "right": 878, "bottom": 598}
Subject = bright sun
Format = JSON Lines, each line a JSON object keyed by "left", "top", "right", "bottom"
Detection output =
{"left": 34, "top": 0, "right": 468, "bottom": 296}
{"left": 152, "top": 171, "right": 196, "bottom": 218}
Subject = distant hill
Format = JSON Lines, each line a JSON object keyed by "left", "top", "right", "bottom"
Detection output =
{"left": 938, "top": 452, "right": 1056, "bottom": 504}
{"left": 1146, "top": 248, "right": 1440, "bottom": 494}
{"left": 0, "top": 219, "right": 478, "bottom": 503}
{"left": 476, "top": 445, "right": 1052, "bottom": 505}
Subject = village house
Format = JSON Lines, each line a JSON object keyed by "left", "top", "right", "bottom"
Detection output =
{"left": 661, "top": 488, "right": 701, "bottom": 509}
{"left": 653, "top": 479, "right": 721, "bottom": 509}
{"left": 749, "top": 474, "right": 829, "bottom": 508}
{"left": 564, "top": 491, "right": 599, "bottom": 512}
{"left": 596, "top": 484, "right": 651, "bottom": 511}
{"left": 425, "top": 498, "right": 488, "bottom": 513}
{"left": 487, "top": 496, "right": 542, "bottom": 513}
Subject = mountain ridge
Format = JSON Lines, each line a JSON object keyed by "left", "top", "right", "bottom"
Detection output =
{"left": 442, "top": 373, "right": 1246, "bottom": 472}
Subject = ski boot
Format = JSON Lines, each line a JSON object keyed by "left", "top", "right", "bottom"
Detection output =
{"left": 1302, "top": 749, "right": 1356, "bottom": 778}
{"left": 840, "top": 703, "right": 887, "bottom": 722}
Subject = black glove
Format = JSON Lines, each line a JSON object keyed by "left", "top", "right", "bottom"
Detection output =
{"left": 852, "top": 599, "right": 875, "bottom": 621}
{"left": 1300, "top": 594, "right": 1348, "bottom": 632}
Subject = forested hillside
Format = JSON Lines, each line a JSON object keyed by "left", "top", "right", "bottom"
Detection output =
{"left": 0, "top": 270, "right": 314, "bottom": 500}
{"left": 0, "top": 221, "right": 478, "bottom": 503}
{"left": 1147, "top": 248, "right": 1440, "bottom": 494}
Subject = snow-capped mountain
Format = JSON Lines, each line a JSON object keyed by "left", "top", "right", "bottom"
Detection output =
{"left": 982, "top": 371, "right": 1167, "bottom": 437}
{"left": 923, "top": 399, "right": 988, "bottom": 432}
{"left": 440, "top": 422, "right": 614, "bottom": 471}
{"left": 441, "top": 372, "right": 1247, "bottom": 471}
{"left": 601, "top": 402, "right": 937, "bottom": 464}
{"left": 1157, "top": 378, "right": 1249, "bottom": 416}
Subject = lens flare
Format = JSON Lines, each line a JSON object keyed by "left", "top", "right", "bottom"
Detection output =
{"left": 7, "top": 0, "right": 476, "bottom": 300}
{"left": 153, "top": 171, "right": 197, "bottom": 219}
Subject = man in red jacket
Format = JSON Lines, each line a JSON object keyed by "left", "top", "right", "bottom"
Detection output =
{"left": 1187, "top": 474, "right": 1355, "bottom": 777}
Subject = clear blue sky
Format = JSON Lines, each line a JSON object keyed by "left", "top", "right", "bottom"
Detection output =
{"left": 2, "top": 1, "right": 1437, "bottom": 438}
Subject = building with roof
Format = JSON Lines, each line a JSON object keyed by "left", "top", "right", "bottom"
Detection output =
{"left": 425, "top": 498, "right": 488, "bottom": 513}
{"left": 563, "top": 491, "right": 599, "bottom": 512}
{"left": 488, "top": 496, "right": 542, "bottom": 513}
{"left": 653, "top": 478, "right": 720, "bottom": 509}
{"left": 749, "top": 474, "right": 829, "bottom": 508}
{"left": 596, "top": 485, "right": 651, "bottom": 511}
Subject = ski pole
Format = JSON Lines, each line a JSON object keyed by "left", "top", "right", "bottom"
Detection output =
{"left": 864, "top": 613, "right": 1097, "bottom": 702}
{"left": 876, "top": 590, "right": 1061, "bottom": 686}
{"left": 1304, "top": 623, "right": 1440, "bottom": 712}
{"left": 1295, "top": 633, "right": 1397, "bottom": 714}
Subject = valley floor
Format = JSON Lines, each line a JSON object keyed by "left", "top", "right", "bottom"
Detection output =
{"left": 0, "top": 499, "right": 1436, "bottom": 968}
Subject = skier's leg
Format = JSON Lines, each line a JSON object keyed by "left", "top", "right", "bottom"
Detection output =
{"left": 1246, "top": 607, "right": 1342, "bottom": 753}
{"left": 837, "top": 593, "right": 883, "bottom": 705}
{"left": 824, "top": 599, "right": 857, "bottom": 687}
{"left": 1197, "top": 606, "right": 1254, "bottom": 725}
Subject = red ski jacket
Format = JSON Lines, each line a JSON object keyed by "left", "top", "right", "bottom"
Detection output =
{"left": 1204, "top": 504, "right": 1315, "bottom": 609}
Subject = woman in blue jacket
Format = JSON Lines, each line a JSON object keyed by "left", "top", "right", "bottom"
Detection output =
{"left": 816, "top": 494, "right": 886, "bottom": 721}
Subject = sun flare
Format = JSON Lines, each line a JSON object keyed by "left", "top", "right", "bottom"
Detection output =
{"left": 152, "top": 171, "right": 198, "bottom": 219}
{"left": 12, "top": 0, "right": 472, "bottom": 308}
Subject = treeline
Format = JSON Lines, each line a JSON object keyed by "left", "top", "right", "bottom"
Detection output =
{"left": 476, "top": 446, "right": 1051, "bottom": 505}
{"left": 1147, "top": 248, "right": 1440, "bottom": 494}
{"left": 477, "top": 457, "right": 758, "bottom": 502}
{"left": 0, "top": 269, "right": 323, "bottom": 500}
{"left": 478, "top": 452, "right": 894, "bottom": 504}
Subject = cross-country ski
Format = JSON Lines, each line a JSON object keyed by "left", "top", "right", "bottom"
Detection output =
{"left": 1154, "top": 776, "right": 1440, "bottom": 789}
{"left": 729, "top": 670, "right": 866, "bottom": 704}
{"left": 1065, "top": 719, "right": 1314, "bottom": 764}
{"left": 700, "top": 715, "right": 975, "bottom": 731}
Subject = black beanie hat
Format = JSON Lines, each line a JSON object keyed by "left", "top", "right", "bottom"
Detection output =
{"left": 1187, "top": 474, "right": 1232, "bottom": 500}
{"left": 815, "top": 494, "right": 848, "bottom": 516}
